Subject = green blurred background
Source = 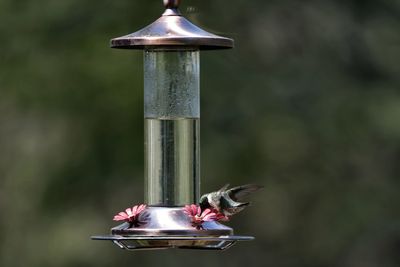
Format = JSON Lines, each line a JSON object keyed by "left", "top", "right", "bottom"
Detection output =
{"left": 1, "top": 0, "right": 400, "bottom": 266}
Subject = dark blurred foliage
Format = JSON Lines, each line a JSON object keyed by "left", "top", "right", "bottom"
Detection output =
{"left": 1, "top": 0, "right": 400, "bottom": 266}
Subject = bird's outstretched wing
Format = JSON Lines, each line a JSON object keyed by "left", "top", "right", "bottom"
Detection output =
{"left": 218, "top": 184, "right": 230, "bottom": 192}
{"left": 227, "top": 184, "right": 263, "bottom": 201}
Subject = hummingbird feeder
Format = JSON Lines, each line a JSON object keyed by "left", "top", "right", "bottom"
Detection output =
{"left": 91, "top": 0, "right": 254, "bottom": 250}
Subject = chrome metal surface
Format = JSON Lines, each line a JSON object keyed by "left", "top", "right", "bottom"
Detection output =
{"left": 111, "top": 2, "right": 233, "bottom": 49}
{"left": 91, "top": 207, "right": 254, "bottom": 250}
{"left": 91, "top": 235, "right": 254, "bottom": 250}
{"left": 93, "top": 235, "right": 254, "bottom": 241}
{"left": 110, "top": 207, "right": 232, "bottom": 236}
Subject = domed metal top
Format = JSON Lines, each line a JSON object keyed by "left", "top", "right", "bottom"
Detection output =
{"left": 111, "top": 1, "right": 233, "bottom": 50}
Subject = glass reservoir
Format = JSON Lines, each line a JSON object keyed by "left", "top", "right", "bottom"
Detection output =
{"left": 144, "top": 49, "right": 200, "bottom": 206}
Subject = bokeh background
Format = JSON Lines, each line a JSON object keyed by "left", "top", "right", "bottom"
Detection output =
{"left": 1, "top": 0, "right": 400, "bottom": 266}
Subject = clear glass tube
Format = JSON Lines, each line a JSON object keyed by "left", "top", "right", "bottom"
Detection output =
{"left": 144, "top": 49, "right": 200, "bottom": 206}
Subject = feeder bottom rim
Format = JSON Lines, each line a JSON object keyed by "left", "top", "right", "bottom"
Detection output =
{"left": 91, "top": 235, "right": 255, "bottom": 241}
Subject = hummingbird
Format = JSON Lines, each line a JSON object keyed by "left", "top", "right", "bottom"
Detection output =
{"left": 199, "top": 184, "right": 263, "bottom": 217}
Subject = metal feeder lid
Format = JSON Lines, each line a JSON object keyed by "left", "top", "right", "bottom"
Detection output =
{"left": 111, "top": 0, "right": 234, "bottom": 50}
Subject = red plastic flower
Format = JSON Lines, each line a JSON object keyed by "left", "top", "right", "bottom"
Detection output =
{"left": 183, "top": 204, "right": 219, "bottom": 228}
{"left": 113, "top": 204, "right": 147, "bottom": 226}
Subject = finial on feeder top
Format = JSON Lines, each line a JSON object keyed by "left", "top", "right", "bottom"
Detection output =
{"left": 163, "top": 0, "right": 180, "bottom": 9}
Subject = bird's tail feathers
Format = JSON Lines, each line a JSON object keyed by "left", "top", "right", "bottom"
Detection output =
{"left": 237, "top": 202, "right": 250, "bottom": 207}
